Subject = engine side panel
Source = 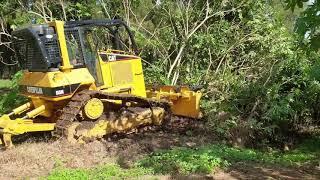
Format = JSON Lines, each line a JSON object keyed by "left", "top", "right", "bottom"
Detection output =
{"left": 19, "top": 68, "right": 95, "bottom": 98}
{"left": 98, "top": 52, "right": 147, "bottom": 98}
{"left": 18, "top": 68, "right": 95, "bottom": 117}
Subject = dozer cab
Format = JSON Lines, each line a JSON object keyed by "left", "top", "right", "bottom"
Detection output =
{"left": 0, "top": 19, "right": 202, "bottom": 148}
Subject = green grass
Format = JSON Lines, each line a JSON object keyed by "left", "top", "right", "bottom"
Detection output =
{"left": 137, "top": 138, "right": 320, "bottom": 174}
{"left": 46, "top": 138, "right": 320, "bottom": 178}
{"left": 0, "top": 79, "right": 11, "bottom": 89}
{"left": 47, "top": 164, "right": 152, "bottom": 180}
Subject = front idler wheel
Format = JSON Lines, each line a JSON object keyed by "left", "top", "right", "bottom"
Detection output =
{"left": 83, "top": 98, "right": 104, "bottom": 120}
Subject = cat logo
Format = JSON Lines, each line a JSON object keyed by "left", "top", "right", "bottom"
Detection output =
{"left": 26, "top": 86, "right": 43, "bottom": 94}
{"left": 108, "top": 55, "right": 117, "bottom": 61}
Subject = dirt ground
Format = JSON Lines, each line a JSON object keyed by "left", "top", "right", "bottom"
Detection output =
{"left": 0, "top": 119, "right": 319, "bottom": 180}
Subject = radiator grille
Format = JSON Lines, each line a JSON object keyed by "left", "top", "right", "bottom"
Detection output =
{"left": 13, "top": 35, "right": 48, "bottom": 70}
{"left": 12, "top": 27, "right": 61, "bottom": 71}
{"left": 43, "top": 34, "right": 61, "bottom": 64}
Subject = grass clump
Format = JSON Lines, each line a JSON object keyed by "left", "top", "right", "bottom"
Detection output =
{"left": 0, "top": 79, "right": 11, "bottom": 89}
{"left": 138, "top": 138, "right": 320, "bottom": 175}
{"left": 47, "top": 164, "right": 151, "bottom": 180}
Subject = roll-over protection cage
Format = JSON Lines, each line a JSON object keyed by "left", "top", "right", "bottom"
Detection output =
{"left": 12, "top": 19, "right": 138, "bottom": 72}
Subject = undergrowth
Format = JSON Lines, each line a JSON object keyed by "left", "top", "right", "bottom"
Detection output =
{"left": 47, "top": 164, "right": 151, "bottom": 180}
{"left": 46, "top": 138, "right": 320, "bottom": 178}
{"left": 0, "top": 72, "right": 26, "bottom": 115}
{"left": 137, "top": 138, "right": 320, "bottom": 174}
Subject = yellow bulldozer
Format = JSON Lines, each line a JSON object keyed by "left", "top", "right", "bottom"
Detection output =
{"left": 0, "top": 19, "right": 202, "bottom": 148}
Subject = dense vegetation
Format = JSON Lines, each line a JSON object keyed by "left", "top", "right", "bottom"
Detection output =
{"left": 0, "top": 0, "right": 319, "bottom": 177}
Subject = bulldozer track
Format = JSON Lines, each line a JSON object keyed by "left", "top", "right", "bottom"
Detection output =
{"left": 53, "top": 90, "right": 171, "bottom": 139}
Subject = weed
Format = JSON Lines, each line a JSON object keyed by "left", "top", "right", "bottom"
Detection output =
{"left": 47, "top": 168, "right": 89, "bottom": 180}
{"left": 47, "top": 164, "right": 151, "bottom": 180}
{"left": 138, "top": 138, "right": 320, "bottom": 174}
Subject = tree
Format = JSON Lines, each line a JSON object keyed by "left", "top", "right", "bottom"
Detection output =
{"left": 285, "top": 0, "right": 320, "bottom": 49}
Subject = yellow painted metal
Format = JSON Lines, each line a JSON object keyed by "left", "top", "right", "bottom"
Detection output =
{"left": 20, "top": 69, "right": 95, "bottom": 95}
{"left": 48, "top": 21, "right": 73, "bottom": 71}
{"left": 30, "top": 97, "right": 52, "bottom": 117}
{"left": 69, "top": 107, "right": 165, "bottom": 143}
{"left": 25, "top": 105, "right": 45, "bottom": 119}
{"left": 12, "top": 102, "right": 32, "bottom": 115}
{"left": 98, "top": 52, "right": 147, "bottom": 98}
{"left": 147, "top": 86, "right": 202, "bottom": 119}
{"left": 0, "top": 114, "right": 55, "bottom": 147}
{"left": 84, "top": 98, "right": 104, "bottom": 120}
{"left": 20, "top": 68, "right": 96, "bottom": 99}
{"left": 110, "top": 62, "right": 133, "bottom": 85}
{"left": 0, "top": 134, "right": 13, "bottom": 148}
{"left": 18, "top": 68, "right": 96, "bottom": 118}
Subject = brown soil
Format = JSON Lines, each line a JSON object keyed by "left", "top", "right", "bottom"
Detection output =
{"left": 0, "top": 118, "right": 215, "bottom": 179}
{"left": 0, "top": 118, "right": 319, "bottom": 179}
{"left": 223, "top": 162, "right": 320, "bottom": 180}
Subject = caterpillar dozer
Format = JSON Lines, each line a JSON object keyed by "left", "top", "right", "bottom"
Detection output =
{"left": 0, "top": 19, "right": 202, "bottom": 148}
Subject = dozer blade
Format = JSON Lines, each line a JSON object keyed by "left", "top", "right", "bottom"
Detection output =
{"left": 146, "top": 85, "right": 202, "bottom": 119}
{"left": 0, "top": 107, "right": 55, "bottom": 148}
{"left": 0, "top": 133, "right": 13, "bottom": 149}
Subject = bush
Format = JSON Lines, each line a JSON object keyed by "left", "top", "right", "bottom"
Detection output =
{"left": 197, "top": 1, "right": 320, "bottom": 146}
{"left": 0, "top": 71, "right": 26, "bottom": 115}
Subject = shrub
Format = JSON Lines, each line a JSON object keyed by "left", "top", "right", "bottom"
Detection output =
{"left": 0, "top": 71, "right": 26, "bottom": 115}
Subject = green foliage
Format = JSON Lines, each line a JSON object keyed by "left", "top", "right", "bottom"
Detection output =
{"left": 0, "top": 72, "right": 26, "bottom": 115}
{"left": 47, "top": 164, "right": 151, "bottom": 180}
{"left": 192, "top": 0, "right": 320, "bottom": 145}
{"left": 0, "top": 79, "right": 11, "bottom": 89}
{"left": 48, "top": 168, "right": 89, "bottom": 180}
{"left": 284, "top": 0, "right": 309, "bottom": 11}
{"left": 284, "top": 0, "right": 320, "bottom": 49}
{"left": 138, "top": 138, "right": 320, "bottom": 174}
{"left": 218, "top": 48, "right": 320, "bottom": 144}
{"left": 138, "top": 146, "right": 228, "bottom": 174}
